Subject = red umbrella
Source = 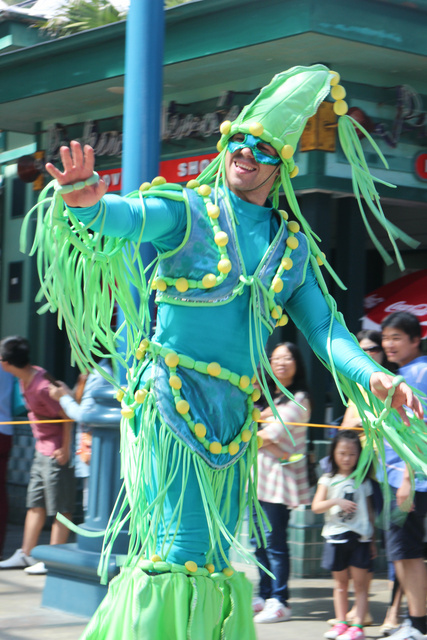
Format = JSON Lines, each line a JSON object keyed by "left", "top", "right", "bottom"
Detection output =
{"left": 362, "top": 270, "right": 427, "bottom": 338}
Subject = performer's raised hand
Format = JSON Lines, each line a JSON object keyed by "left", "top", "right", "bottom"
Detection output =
{"left": 45, "top": 140, "right": 108, "bottom": 208}
{"left": 369, "top": 371, "right": 424, "bottom": 425}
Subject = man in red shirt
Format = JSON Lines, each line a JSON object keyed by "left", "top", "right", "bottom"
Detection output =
{"left": 0, "top": 336, "right": 75, "bottom": 574}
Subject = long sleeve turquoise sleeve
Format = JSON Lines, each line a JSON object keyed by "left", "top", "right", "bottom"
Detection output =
{"left": 285, "top": 264, "right": 378, "bottom": 390}
{"left": 68, "top": 194, "right": 186, "bottom": 251}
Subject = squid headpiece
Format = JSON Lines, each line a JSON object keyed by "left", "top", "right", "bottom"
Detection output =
{"left": 198, "top": 64, "right": 418, "bottom": 271}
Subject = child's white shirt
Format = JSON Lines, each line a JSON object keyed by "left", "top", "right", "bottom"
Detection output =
{"left": 318, "top": 473, "right": 373, "bottom": 541}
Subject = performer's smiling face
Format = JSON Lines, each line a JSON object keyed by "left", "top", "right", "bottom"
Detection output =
{"left": 225, "top": 133, "right": 281, "bottom": 206}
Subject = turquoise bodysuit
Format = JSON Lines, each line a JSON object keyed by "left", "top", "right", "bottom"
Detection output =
{"left": 27, "top": 183, "right": 380, "bottom": 640}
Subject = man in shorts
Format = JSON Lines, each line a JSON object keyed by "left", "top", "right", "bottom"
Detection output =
{"left": 0, "top": 336, "right": 75, "bottom": 575}
{"left": 381, "top": 312, "right": 427, "bottom": 640}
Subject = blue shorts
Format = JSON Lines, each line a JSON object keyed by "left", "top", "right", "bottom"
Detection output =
{"left": 322, "top": 532, "right": 372, "bottom": 572}
{"left": 385, "top": 490, "right": 427, "bottom": 561}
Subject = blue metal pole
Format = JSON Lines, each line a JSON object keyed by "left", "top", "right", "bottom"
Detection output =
{"left": 119, "top": 0, "right": 165, "bottom": 380}
{"left": 122, "top": 0, "right": 164, "bottom": 192}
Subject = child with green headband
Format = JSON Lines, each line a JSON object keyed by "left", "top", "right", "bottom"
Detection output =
{"left": 22, "top": 64, "right": 426, "bottom": 640}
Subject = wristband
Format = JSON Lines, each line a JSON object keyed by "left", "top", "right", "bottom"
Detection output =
{"left": 55, "top": 172, "right": 99, "bottom": 195}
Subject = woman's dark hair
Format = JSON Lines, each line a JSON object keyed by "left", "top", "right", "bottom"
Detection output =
{"left": 328, "top": 430, "right": 361, "bottom": 476}
{"left": 0, "top": 336, "right": 30, "bottom": 368}
{"left": 356, "top": 329, "right": 382, "bottom": 346}
{"left": 267, "top": 341, "right": 310, "bottom": 405}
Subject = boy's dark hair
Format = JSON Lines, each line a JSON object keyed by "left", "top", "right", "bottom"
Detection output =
{"left": 0, "top": 336, "right": 30, "bottom": 368}
{"left": 381, "top": 311, "right": 421, "bottom": 341}
{"left": 328, "top": 429, "right": 361, "bottom": 476}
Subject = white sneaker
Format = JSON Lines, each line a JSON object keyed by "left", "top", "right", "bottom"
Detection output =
{"left": 388, "top": 621, "right": 427, "bottom": 640}
{"left": 253, "top": 597, "right": 291, "bottom": 623}
{"left": 252, "top": 596, "right": 265, "bottom": 613}
{"left": 24, "top": 561, "right": 47, "bottom": 575}
{"left": 0, "top": 548, "right": 37, "bottom": 569}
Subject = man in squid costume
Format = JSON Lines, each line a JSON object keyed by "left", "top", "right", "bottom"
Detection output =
{"left": 23, "top": 65, "right": 426, "bottom": 639}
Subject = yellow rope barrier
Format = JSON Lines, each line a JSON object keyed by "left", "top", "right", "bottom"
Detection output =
{"left": 0, "top": 418, "right": 74, "bottom": 425}
{"left": 258, "top": 420, "right": 364, "bottom": 431}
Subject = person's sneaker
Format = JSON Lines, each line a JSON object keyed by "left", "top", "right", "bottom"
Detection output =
{"left": 24, "top": 561, "right": 47, "bottom": 575}
{"left": 252, "top": 596, "right": 265, "bottom": 613}
{"left": 324, "top": 623, "right": 349, "bottom": 639}
{"left": 0, "top": 549, "right": 37, "bottom": 569}
{"left": 253, "top": 597, "right": 291, "bottom": 623}
{"left": 388, "top": 621, "right": 427, "bottom": 640}
{"left": 337, "top": 626, "right": 365, "bottom": 640}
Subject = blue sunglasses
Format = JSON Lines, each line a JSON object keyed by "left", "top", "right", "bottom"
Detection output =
{"left": 227, "top": 134, "right": 281, "bottom": 166}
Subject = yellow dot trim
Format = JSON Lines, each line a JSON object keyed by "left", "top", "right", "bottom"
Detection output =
{"left": 151, "top": 176, "right": 166, "bottom": 186}
{"left": 241, "top": 429, "right": 252, "bottom": 443}
{"left": 195, "top": 423, "right": 207, "bottom": 438}
{"left": 214, "top": 231, "right": 229, "bottom": 247}
{"left": 287, "top": 221, "right": 300, "bottom": 234}
{"left": 286, "top": 236, "right": 299, "bottom": 250}
{"left": 202, "top": 273, "right": 217, "bottom": 288}
{"left": 220, "top": 120, "right": 231, "bottom": 135}
{"left": 249, "top": 122, "right": 264, "bottom": 137}
{"left": 186, "top": 179, "right": 200, "bottom": 189}
{"left": 165, "top": 352, "right": 179, "bottom": 368}
{"left": 169, "top": 375, "right": 182, "bottom": 390}
{"left": 176, "top": 399, "right": 190, "bottom": 415}
{"left": 207, "top": 203, "right": 220, "bottom": 219}
{"left": 209, "top": 441, "right": 222, "bottom": 454}
{"left": 198, "top": 184, "right": 212, "bottom": 197}
{"left": 228, "top": 442, "right": 239, "bottom": 455}
{"left": 134, "top": 389, "right": 148, "bottom": 403}
{"left": 205, "top": 563, "right": 215, "bottom": 574}
{"left": 175, "top": 277, "right": 189, "bottom": 293}
{"left": 207, "top": 362, "right": 221, "bottom": 377}
{"left": 185, "top": 561, "right": 198, "bottom": 573}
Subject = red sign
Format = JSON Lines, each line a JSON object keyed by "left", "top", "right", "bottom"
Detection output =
{"left": 98, "top": 153, "right": 217, "bottom": 193}
{"left": 363, "top": 270, "right": 427, "bottom": 338}
{"left": 415, "top": 153, "right": 427, "bottom": 181}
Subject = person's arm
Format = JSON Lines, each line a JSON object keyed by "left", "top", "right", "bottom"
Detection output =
{"left": 311, "top": 481, "right": 357, "bottom": 515}
{"left": 340, "top": 402, "right": 362, "bottom": 430}
{"left": 285, "top": 265, "right": 424, "bottom": 423}
{"left": 45, "top": 140, "right": 186, "bottom": 248}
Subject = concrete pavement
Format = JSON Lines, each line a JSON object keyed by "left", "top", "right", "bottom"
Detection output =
{"left": 0, "top": 524, "right": 395, "bottom": 640}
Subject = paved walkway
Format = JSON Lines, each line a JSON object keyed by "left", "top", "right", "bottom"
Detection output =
{"left": 0, "top": 524, "right": 395, "bottom": 640}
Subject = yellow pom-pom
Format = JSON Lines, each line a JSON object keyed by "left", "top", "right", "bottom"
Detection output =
{"left": 222, "top": 567, "right": 234, "bottom": 577}
{"left": 333, "top": 100, "right": 348, "bottom": 116}
{"left": 271, "top": 305, "right": 283, "bottom": 320}
{"left": 216, "top": 141, "right": 224, "bottom": 153}
{"left": 207, "top": 203, "right": 220, "bottom": 219}
{"left": 287, "top": 221, "right": 300, "bottom": 234}
{"left": 218, "top": 258, "right": 232, "bottom": 274}
{"left": 286, "top": 236, "right": 299, "bottom": 250}
{"left": 316, "top": 252, "right": 326, "bottom": 266}
{"left": 176, "top": 399, "right": 190, "bottom": 415}
{"left": 220, "top": 120, "right": 231, "bottom": 135}
{"left": 252, "top": 407, "right": 261, "bottom": 421}
{"left": 214, "top": 231, "right": 229, "bottom": 247}
{"left": 186, "top": 179, "right": 200, "bottom": 189}
{"left": 165, "top": 352, "right": 179, "bottom": 368}
{"left": 281, "top": 257, "right": 293, "bottom": 270}
{"left": 257, "top": 435, "right": 264, "bottom": 448}
{"left": 249, "top": 122, "right": 264, "bottom": 137}
{"left": 272, "top": 277, "right": 283, "bottom": 293}
{"left": 151, "top": 176, "right": 166, "bottom": 186}
{"left": 195, "top": 423, "right": 207, "bottom": 438}
{"left": 241, "top": 429, "right": 252, "bottom": 442}
{"left": 205, "top": 563, "right": 215, "bottom": 574}
{"left": 175, "top": 277, "right": 189, "bottom": 293}
{"left": 228, "top": 442, "right": 239, "bottom": 456}
{"left": 198, "top": 184, "right": 212, "bottom": 197}
{"left": 290, "top": 165, "right": 299, "bottom": 178}
{"left": 134, "top": 389, "right": 148, "bottom": 403}
{"left": 121, "top": 407, "right": 134, "bottom": 419}
{"left": 185, "top": 561, "right": 198, "bottom": 573}
{"left": 279, "top": 209, "right": 289, "bottom": 220}
{"left": 116, "top": 389, "right": 125, "bottom": 402}
{"left": 135, "top": 349, "right": 145, "bottom": 362}
{"left": 207, "top": 362, "right": 221, "bottom": 377}
{"left": 169, "top": 375, "right": 182, "bottom": 390}
{"left": 151, "top": 554, "right": 162, "bottom": 562}
{"left": 209, "top": 441, "right": 222, "bottom": 454}
{"left": 252, "top": 388, "right": 261, "bottom": 402}
{"left": 139, "top": 181, "right": 151, "bottom": 191}
{"left": 140, "top": 338, "right": 150, "bottom": 349}
{"left": 331, "top": 85, "right": 346, "bottom": 101}
{"left": 281, "top": 144, "right": 294, "bottom": 160}
{"left": 278, "top": 314, "right": 289, "bottom": 327}
{"left": 329, "top": 70, "right": 340, "bottom": 86}
{"left": 202, "top": 273, "right": 217, "bottom": 289}
{"left": 251, "top": 374, "right": 257, "bottom": 384}
{"left": 156, "top": 278, "right": 167, "bottom": 292}
{"left": 239, "top": 375, "right": 250, "bottom": 389}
